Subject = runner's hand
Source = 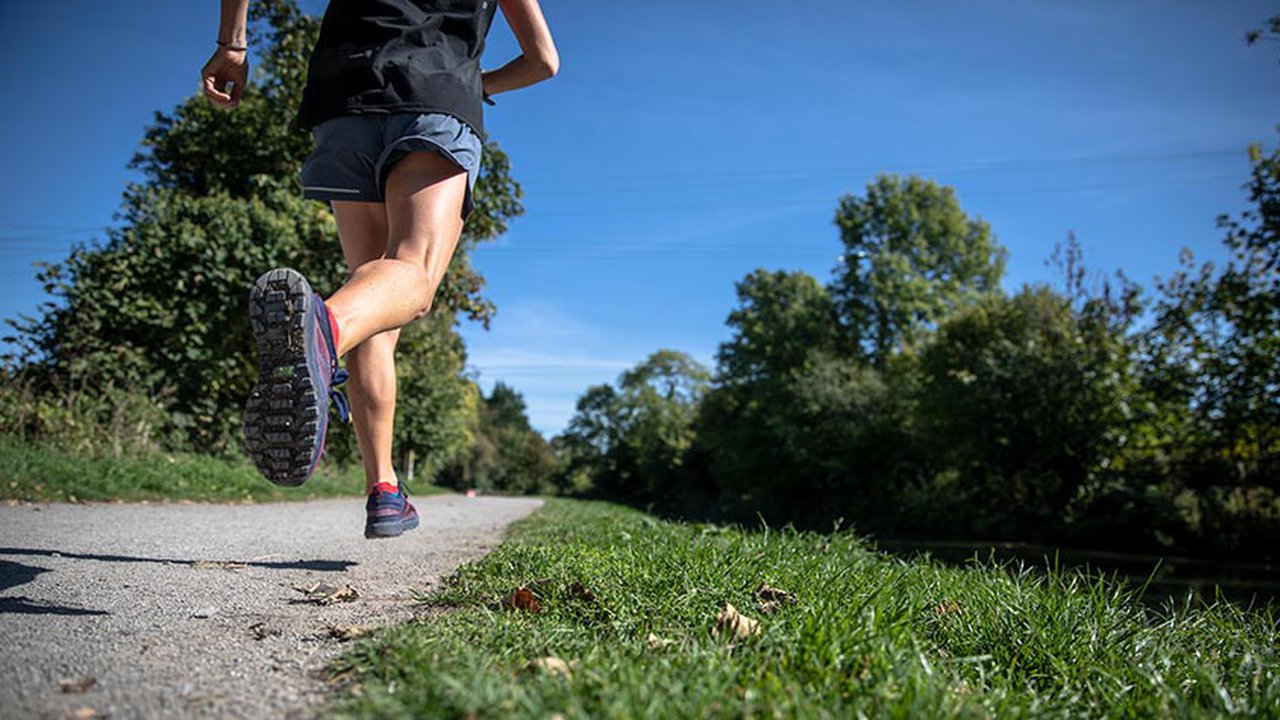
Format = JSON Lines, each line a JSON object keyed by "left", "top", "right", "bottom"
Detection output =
{"left": 202, "top": 47, "right": 248, "bottom": 108}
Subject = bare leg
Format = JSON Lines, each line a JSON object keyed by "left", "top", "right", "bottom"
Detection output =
{"left": 325, "top": 151, "right": 468, "bottom": 357}
{"left": 331, "top": 201, "right": 400, "bottom": 494}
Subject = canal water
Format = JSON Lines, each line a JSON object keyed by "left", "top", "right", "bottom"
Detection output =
{"left": 874, "top": 539, "right": 1280, "bottom": 609}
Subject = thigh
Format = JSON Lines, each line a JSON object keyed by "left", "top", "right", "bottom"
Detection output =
{"left": 383, "top": 151, "right": 468, "bottom": 267}
{"left": 332, "top": 201, "right": 390, "bottom": 271}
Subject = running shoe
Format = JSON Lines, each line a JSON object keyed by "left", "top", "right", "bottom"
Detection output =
{"left": 365, "top": 484, "right": 421, "bottom": 539}
{"left": 243, "top": 268, "right": 349, "bottom": 487}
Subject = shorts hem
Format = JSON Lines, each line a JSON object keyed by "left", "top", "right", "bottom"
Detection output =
{"left": 375, "top": 136, "right": 476, "bottom": 220}
{"left": 302, "top": 186, "right": 379, "bottom": 203}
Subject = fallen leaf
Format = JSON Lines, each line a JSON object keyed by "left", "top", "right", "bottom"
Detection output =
{"left": 193, "top": 560, "right": 247, "bottom": 571}
{"left": 248, "top": 622, "right": 281, "bottom": 640}
{"left": 59, "top": 677, "right": 96, "bottom": 694}
{"left": 754, "top": 583, "right": 796, "bottom": 605}
{"left": 713, "top": 603, "right": 761, "bottom": 640}
{"left": 327, "top": 624, "right": 374, "bottom": 641}
{"left": 645, "top": 632, "right": 675, "bottom": 650}
{"left": 500, "top": 586, "right": 542, "bottom": 613}
{"left": 525, "top": 656, "right": 572, "bottom": 678}
{"left": 293, "top": 581, "right": 337, "bottom": 596}
{"left": 569, "top": 581, "right": 596, "bottom": 603}
{"left": 321, "top": 585, "right": 359, "bottom": 605}
{"left": 934, "top": 600, "right": 961, "bottom": 616}
{"left": 293, "top": 582, "right": 360, "bottom": 605}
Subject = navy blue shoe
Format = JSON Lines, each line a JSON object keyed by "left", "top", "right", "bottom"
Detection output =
{"left": 365, "top": 484, "right": 421, "bottom": 539}
{"left": 243, "top": 268, "right": 349, "bottom": 487}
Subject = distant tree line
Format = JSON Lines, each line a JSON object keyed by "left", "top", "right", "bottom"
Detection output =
{"left": 553, "top": 150, "right": 1279, "bottom": 561}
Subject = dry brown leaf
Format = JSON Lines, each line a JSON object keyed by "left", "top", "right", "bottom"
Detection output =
{"left": 713, "top": 603, "right": 761, "bottom": 640}
{"left": 293, "top": 581, "right": 337, "bottom": 596}
{"left": 59, "top": 677, "right": 96, "bottom": 694}
{"left": 645, "top": 632, "right": 675, "bottom": 650}
{"left": 328, "top": 624, "right": 374, "bottom": 641}
{"left": 500, "top": 586, "right": 542, "bottom": 613}
{"left": 321, "top": 585, "right": 359, "bottom": 605}
{"left": 934, "top": 600, "right": 961, "bottom": 616}
{"left": 525, "top": 656, "right": 572, "bottom": 678}
{"left": 754, "top": 583, "right": 796, "bottom": 605}
{"left": 292, "top": 582, "right": 359, "bottom": 605}
{"left": 248, "top": 622, "right": 281, "bottom": 641}
{"left": 569, "top": 581, "right": 596, "bottom": 603}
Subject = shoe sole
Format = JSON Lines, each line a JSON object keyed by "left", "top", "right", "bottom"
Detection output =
{"left": 243, "top": 268, "right": 322, "bottom": 487}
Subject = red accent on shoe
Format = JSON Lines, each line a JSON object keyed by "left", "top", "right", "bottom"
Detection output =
{"left": 373, "top": 481, "right": 399, "bottom": 495}
{"left": 326, "top": 304, "right": 342, "bottom": 358}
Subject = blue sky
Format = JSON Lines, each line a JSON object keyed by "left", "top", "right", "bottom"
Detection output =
{"left": 0, "top": 1, "right": 1277, "bottom": 434}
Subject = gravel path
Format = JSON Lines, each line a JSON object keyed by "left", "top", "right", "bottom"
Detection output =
{"left": 0, "top": 495, "right": 543, "bottom": 719}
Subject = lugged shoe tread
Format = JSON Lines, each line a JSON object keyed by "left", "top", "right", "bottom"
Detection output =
{"left": 244, "top": 268, "right": 324, "bottom": 487}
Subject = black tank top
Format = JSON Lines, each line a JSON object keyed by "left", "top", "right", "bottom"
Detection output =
{"left": 296, "top": 0, "right": 498, "bottom": 139}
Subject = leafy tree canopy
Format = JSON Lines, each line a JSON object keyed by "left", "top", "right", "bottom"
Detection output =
{"left": 831, "top": 174, "right": 1007, "bottom": 365}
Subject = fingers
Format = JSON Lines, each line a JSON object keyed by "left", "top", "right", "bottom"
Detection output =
{"left": 200, "top": 53, "right": 248, "bottom": 109}
{"left": 203, "top": 73, "right": 234, "bottom": 107}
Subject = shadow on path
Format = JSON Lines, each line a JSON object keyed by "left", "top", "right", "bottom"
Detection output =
{"left": 0, "top": 547, "right": 357, "bottom": 573}
{"left": 0, "top": 560, "right": 110, "bottom": 616}
{"left": 0, "top": 595, "right": 109, "bottom": 616}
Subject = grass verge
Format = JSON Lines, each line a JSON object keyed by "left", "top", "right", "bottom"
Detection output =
{"left": 0, "top": 438, "right": 434, "bottom": 503}
{"left": 330, "top": 498, "right": 1278, "bottom": 718}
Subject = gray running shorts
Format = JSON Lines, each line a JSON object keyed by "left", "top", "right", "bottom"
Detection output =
{"left": 300, "top": 112, "right": 483, "bottom": 220}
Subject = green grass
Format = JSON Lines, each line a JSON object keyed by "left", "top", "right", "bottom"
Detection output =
{"left": 330, "top": 499, "right": 1279, "bottom": 718}
{"left": 0, "top": 437, "right": 434, "bottom": 503}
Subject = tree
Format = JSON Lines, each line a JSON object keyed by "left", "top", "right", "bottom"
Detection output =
{"left": 917, "top": 285, "right": 1138, "bottom": 540}
{"left": 715, "top": 269, "right": 839, "bottom": 386}
{"left": 5, "top": 0, "right": 523, "bottom": 453}
{"left": 557, "top": 351, "right": 710, "bottom": 500}
{"left": 699, "top": 270, "right": 842, "bottom": 509}
{"left": 830, "top": 174, "right": 1006, "bottom": 365}
{"left": 439, "top": 382, "right": 556, "bottom": 494}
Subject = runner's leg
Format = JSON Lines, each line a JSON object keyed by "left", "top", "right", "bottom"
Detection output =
{"left": 331, "top": 200, "right": 400, "bottom": 494}
{"left": 324, "top": 151, "right": 468, "bottom": 357}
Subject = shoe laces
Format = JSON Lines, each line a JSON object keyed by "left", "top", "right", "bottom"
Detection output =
{"left": 330, "top": 367, "right": 350, "bottom": 424}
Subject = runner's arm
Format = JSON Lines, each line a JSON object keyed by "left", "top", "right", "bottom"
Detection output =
{"left": 483, "top": 0, "right": 560, "bottom": 97}
{"left": 202, "top": 0, "right": 251, "bottom": 108}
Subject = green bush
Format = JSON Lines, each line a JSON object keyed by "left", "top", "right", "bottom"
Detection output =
{"left": 0, "top": 375, "right": 176, "bottom": 458}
